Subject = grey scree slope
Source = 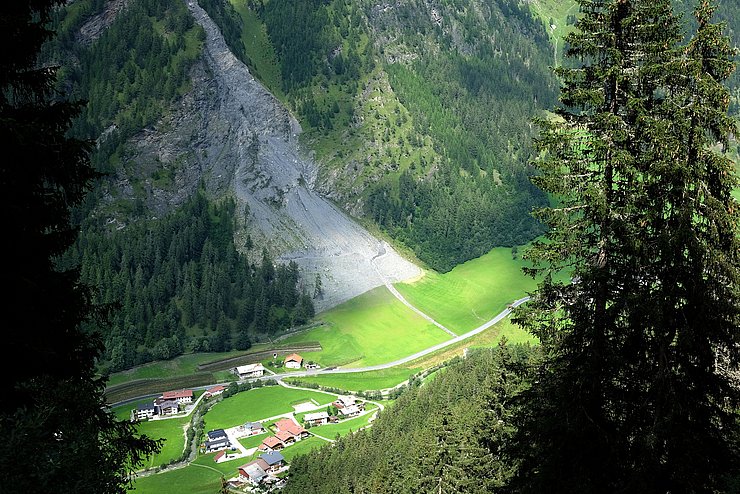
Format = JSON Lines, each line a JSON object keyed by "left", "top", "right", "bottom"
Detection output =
{"left": 188, "top": 1, "right": 420, "bottom": 312}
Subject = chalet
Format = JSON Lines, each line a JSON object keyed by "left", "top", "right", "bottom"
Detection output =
{"left": 243, "top": 422, "right": 264, "bottom": 435}
{"left": 236, "top": 363, "right": 265, "bottom": 378}
{"left": 259, "top": 451, "right": 285, "bottom": 473}
{"left": 333, "top": 395, "right": 360, "bottom": 409}
{"left": 284, "top": 353, "right": 303, "bottom": 369}
{"left": 205, "top": 429, "right": 231, "bottom": 453}
{"left": 275, "top": 430, "right": 296, "bottom": 446}
{"left": 238, "top": 459, "right": 269, "bottom": 485}
{"left": 275, "top": 418, "right": 309, "bottom": 440}
{"left": 303, "top": 411, "right": 329, "bottom": 426}
{"left": 155, "top": 400, "right": 179, "bottom": 416}
{"left": 204, "top": 385, "right": 226, "bottom": 398}
{"left": 338, "top": 404, "right": 361, "bottom": 418}
{"left": 162, "top": 389, "right": 193, "bottom": 404}
{"left": 258, "top": 436, "right": 284, "bottom": 452}
{"left": 132, "top": 402, "right": 156, "bottom": 421}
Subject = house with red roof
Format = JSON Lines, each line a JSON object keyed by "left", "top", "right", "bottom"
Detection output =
{"left": 161, "top": 389, "right": 193, "bottom": 404}
{"left": 258, "top": 436, "right": 284, "bottom": 452}
{"left": 204, "top": 385, "right": 226, "bottom": 398}
{"left": 274, "top": 418, "right": 309, "bottom": 440}
{"left": 284, "top": 353, "right": 303, "bottom": 369}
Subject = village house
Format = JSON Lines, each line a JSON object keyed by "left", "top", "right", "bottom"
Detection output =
{"left": 205, "top": 429, "right": 231, "bottom": 453}
{"left": 274, "top": 418, "right": 309, "bottom": 440}
{"left": 258, "top": 435, "right": 284, "bottom": 452}
{"left": 204, "top": 385, "right": 226, "bottom": 398}
{"left": 275, "top": 430, "right": 295, "bottom": 446}
{"left": 284, "top": 353, "right": 303, "bottom": 369}
{"left": 243, "top": 421, "right": 264, "bottom": 435}
{"left": 259, "top": 451, "right": 285, "bottom": 473}
{"left": 155, "top": 399, "right": 179, "bottom": 416}
{"left": 235, "top": 363, "right": 265, "bottom": 378}
{"left": 238, "top": 459, "right": 269, "bottom": 485}
{"left": 303, "top": 411, "right": 329, "bottom": 426}
{"left": 132, "top": 402, "right": 156, "bottom": 421}
{"left": 162, "top": 389, "right": 193, "bottom": 404}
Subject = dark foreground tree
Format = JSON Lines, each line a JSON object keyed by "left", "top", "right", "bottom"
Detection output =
{"left": 0, "top": 2, "right": 160, "bottom": 493}
{"left": 509, "top": 0, "right": 740, "bottom": 492}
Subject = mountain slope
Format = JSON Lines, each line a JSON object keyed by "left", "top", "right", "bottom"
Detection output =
{"left": 187, "top": 0, "right": 420, "bottom": 310}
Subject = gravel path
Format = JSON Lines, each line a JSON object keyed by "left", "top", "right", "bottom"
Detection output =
{"left": 188, "top": 1, "right": 420, "bottom": 312}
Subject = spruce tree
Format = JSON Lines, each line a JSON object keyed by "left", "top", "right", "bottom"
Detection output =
{"left": 508, "top": 0, "right": 740, "bottom": 492}
{"left": 0, "top": 2, "right": 160, "bottom": 492}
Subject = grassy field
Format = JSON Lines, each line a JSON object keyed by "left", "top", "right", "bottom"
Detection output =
{"left": 290, "top": 318, "right": 536, "bottom": 391}
{"left": 136, "top": 417, "right": 190, "bottom": 469}
{"left": 278, "top": 286, "right": 452, "bottom": 368}
{"left": 310, "top": 413, "right": 376, "bottom": 440}
{"left": 203, "top": 386, "right": 336, "bottom": 430}
{"left": 130, "top": 463, "right": 225, "bottom": 494}
{"left": 395, "top": 246, "right": 553, "bottom": 334}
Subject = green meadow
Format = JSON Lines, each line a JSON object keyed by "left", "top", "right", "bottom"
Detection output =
{"left": 204, "top": 385, "right": 335, "bottom": 430}
{"left": 136, "top": 417, "right": 190, "bottom": 469}
{"left": 291, "top": 318, "right": 537, "bottom": 391}
{"left": 130, "top": 464, "right": 224, "bottom": 494}
{"left": 278, "top": 286, "right": 452, "bottom": 368}
{"left": 394, "top": 246, "right": 543, "bottom": 334}
{"left": 310, "top": 412, "right": 376, "bottom": 440}
{"left": 286, "top": 366, "right": 420, "bottom": 392}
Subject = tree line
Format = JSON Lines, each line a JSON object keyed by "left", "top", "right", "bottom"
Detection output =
{"left": 60, "top": 190, "right": 314, "bottom": 374}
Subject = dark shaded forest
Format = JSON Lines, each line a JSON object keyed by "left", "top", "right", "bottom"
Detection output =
{"left": 60, "top": 191, "right": 314, "bottom": 373}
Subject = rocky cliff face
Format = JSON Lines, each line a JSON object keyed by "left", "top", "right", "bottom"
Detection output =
{"left": 106, "top": 0, "right": 420, "bottom": 312}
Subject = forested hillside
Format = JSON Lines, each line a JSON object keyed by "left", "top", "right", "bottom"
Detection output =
{"left": 284, "top": 344, "right": 538, "bottom": 493}
{"left": 59, "top": 190, "right": 314, "bottom": 373}
{"left": 207, "top": 0, "right": 557, "bottom": 271}
{"left": 48, "top": 0, "right": 312, "bottom": 372}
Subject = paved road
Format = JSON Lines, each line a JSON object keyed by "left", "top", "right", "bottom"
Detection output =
{"left": 257, "top": 295, "right": 530, "bottom": 378}
{"left": 110, "top": 295, "right": 530, "bottom": 408}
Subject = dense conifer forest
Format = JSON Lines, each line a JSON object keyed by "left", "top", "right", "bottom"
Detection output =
{"left": 60, "top": 191, "right": 314, "bottom": 373}
{"left": 284, "top": 344, "right": 537, "bottom": 493}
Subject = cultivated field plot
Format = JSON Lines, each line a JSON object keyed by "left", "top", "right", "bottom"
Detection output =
{"left": 136, "top": 417, "right": 190, "bottom": 469}
{"left": 203, "top": 385, "right": 335, "bottom": 431}
{"left": 279, "top": 286, "right": 452, "bottom": 368}
{"left": 395, "top": 246, "right": 544, "bottom": 334}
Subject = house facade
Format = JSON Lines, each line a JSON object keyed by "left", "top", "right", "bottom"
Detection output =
{"left": 155, "top": 399, "right": 179, "bottom": 416}
{"left": 235, "top": 363, "right": 265, "bottom": 378}
{"left": 132, "top": 402, "right": 156, "bottom": 421}
{"left": 204, "top": 385, "right": 226, "bottom": 398}
{"left": 238, "top": 459, "right": 269, "bottom": 485}
{"left": 162, "top": 389, "right": 193, "bottom": 404}
{"left": 205, "top": 429, "right": 231, "bottom": 453}
{"left": 259, "top": 436, "right": 284, "bottom": 452}
{"left": 259, "top": 451, "right": 285, "bottom": 473}
{"left": 304, "top": 411, "right": 329, "bottom": 426}
{"left": 243, "top": 422, "right": 264, "bottom": 435}
{"left": 283, "top": 353, "right": 303, "bottom": 369}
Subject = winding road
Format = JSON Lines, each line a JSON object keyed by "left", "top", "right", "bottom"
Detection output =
{"left": 110, "top": 293, "right": 530, "bottom": 408}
